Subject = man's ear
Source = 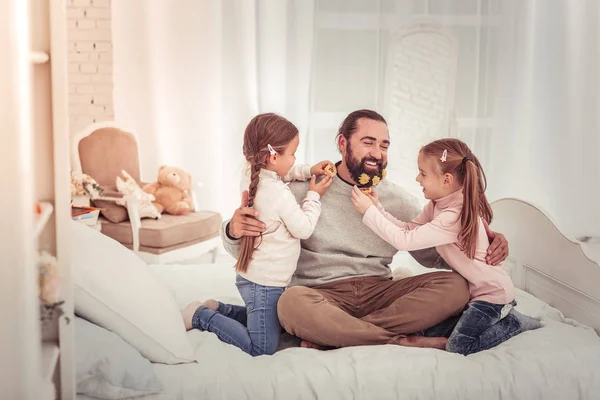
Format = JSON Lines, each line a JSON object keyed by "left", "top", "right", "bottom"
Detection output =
{"left": 337, "top": 135, "right": 346, "bottom": 154}
{"left": 443, "top": 173, "right": 454, "bottom": 186}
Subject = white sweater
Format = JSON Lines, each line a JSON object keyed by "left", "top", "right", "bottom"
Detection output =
{"left": 237, "top": 164, "right": 321, "bottom": 287}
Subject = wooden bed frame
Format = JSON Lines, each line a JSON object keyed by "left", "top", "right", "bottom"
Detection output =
{"left": 491, "top": 198, "right": 600, "bottom": 334}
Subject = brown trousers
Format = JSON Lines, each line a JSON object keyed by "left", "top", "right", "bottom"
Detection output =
{"left": 277, "top": 272, "right": 469, "bottom": 348}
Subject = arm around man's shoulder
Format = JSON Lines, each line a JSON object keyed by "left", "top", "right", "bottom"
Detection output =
{"left": 220, "top": 191, "right": 267, "bottom": 259}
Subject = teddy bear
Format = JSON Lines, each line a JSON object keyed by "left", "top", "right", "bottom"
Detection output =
{"left": 143, "top": 165, "right": 194, "bottom": 215}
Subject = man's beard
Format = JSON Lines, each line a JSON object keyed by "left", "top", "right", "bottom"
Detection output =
{"left": 345, "top": 141, "right": 387, "bottom": 186}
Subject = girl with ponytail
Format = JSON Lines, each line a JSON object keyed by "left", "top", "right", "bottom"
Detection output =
{"left": 182, "top": 113, "right": 334, "bottom": 356}
{"left": 351, "top": 138, "right": 540, "bottom": 355}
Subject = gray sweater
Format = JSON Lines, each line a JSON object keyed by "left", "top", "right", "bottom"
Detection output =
{"left": 221, "top": 175, "right": 449, "bottom": 287}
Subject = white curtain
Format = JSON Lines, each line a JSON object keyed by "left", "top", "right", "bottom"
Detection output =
{"left": 307, "top": 0, "right": 600, "bottom": 240}
{"left": 112, "top": 0, "right": 315, "bottom": 217}
{"left": 488, "top": 0, "right": 600, "bottom": 239}
{"left": 112, "top": 0, "right": 599, "bottom": 239}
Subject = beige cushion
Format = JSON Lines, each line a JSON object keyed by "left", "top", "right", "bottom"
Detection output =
{"left": 92, "top": 183, "right": 154, "bottom": 224}
{"left": 100, "top": 211, "right": 222, "bottom": 249}
{"left": 93, "top": 188, "right": 128, "bottom": 223}
{"left": 93, "top": 199, "right": 128, "bottom": 223}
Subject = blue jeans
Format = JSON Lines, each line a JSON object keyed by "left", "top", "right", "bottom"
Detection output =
{"left": 444, "top": 300, "right": 541, "bottom": 355}
{"left": 192, "top": 275, "right": 284, "bottom": 356}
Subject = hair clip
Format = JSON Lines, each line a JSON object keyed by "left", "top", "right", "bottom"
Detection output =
{"left": 267, "top": 144, "right": 276, "bottom": 156}
{"left": 440, "top": 149, "right": 448, "bottom": 162}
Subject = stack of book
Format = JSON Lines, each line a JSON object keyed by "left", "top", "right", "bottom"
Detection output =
{"left": 71, "top": 206, "right": 102, "bottom": 227}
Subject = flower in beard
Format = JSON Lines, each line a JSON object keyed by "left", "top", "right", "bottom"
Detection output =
{"left": 358, "top": 174, "right": 370, "bottom": 185}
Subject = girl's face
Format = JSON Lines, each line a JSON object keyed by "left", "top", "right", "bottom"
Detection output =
{"left": 269, "top": 135, "right": 299, "bottom": 177}
{"left": 415, "top": 152, "right": 451, "bottom": 200}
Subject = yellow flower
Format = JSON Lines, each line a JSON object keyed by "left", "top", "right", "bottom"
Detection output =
{"left": 372, "top": 176, "right": 381, "bottom": 186}
{"left": 382, "top": 169, "right": 387, "bottom": 179}
{"left": 358, "top": 173, "right": 370, "bottom": 185}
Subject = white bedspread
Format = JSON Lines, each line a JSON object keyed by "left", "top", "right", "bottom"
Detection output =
{"left": 86, "top": 263, "right": 600, "bottom": 400}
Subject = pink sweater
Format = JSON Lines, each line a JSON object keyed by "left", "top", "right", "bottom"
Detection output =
{"left": 363, "top": 189, "right": 515, "bottom": 304}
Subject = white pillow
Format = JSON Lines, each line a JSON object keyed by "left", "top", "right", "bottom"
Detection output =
{"left": 75, "top": 317, "right": 162, "bottom": 399}
{"left": 71, "top": 221, "right": 196, "bottom": 364}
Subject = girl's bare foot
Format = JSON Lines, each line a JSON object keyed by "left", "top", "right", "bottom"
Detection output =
{"left": 202, "top": 299, "right": 219, "bottom": 311}
{"left": 394, "top": 335, "right": 448, "bottom": 350}
{"left": 181, "top": 301, "right": 202, "bottom": 331}
{"left": 181, "top": 300, "right": 219, "bottom": 331}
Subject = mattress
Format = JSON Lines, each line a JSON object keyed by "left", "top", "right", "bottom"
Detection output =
{"left": 79, "top": 262, "right": 600, "bottom": 400}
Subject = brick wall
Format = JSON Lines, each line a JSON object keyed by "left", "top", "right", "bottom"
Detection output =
{"left": 387, "top": 33, "right": 456, "bottom": 173}
{"left": 67, "top": 0, "right": 114, "bottom": 135}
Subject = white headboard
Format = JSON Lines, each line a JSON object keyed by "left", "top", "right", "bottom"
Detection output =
{"left": 490, "top": 198, "right": 600, "bottom": 334}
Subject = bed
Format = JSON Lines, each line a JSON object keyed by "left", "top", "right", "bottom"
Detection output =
{"left": 74, "top": 199, "right": 600, "bottom": 400}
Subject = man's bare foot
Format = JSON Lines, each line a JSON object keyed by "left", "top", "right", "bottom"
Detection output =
{"left": 202, "top": 299, "right": 219, "bottom": 311}
{"left": 181, "top": 301, "right": 202, "bottom": 331}
{"left": 300, "top": 340, "right": 326, "bottom": 350}
{"left": 394, "top": 335, "right": 448, "bottom": 350}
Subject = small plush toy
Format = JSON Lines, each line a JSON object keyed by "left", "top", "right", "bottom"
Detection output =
{"left": 115, "top": 170, "right": 161, "bottom": 219}
{"left": 71, "top": 171, "right": 104, "bottom": 198}
{"left": 143, "top": 165, "right": 194, "bottom": 215}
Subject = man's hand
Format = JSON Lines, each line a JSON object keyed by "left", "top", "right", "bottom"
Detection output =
{"left": 228, "top": 191, "right": 266, "bottom": 239}
{"left": 483, "top": 220, "right": 509, "bottom": 265}
{"left": 351, "top": 186, "right": 376, "bottom": 214}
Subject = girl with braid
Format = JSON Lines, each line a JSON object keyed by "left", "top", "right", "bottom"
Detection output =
{"left": 182, "top": 113, "right": 334, "bottom": 356}
{"left": 352, "top": 138, "right": 541, "bottom": 355}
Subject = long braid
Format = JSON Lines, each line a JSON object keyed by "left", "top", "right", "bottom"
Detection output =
{"left": 235, "top": 161, "right": 262, "bottom": 273}
{"left": 246, "top": 162, "right": 261, "bottom": 208}
{"left": 471, "top": 155, "right": 493, "bottom": 224}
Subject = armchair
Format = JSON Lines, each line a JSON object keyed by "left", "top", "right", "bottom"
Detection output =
{"left": 71, "top": 122, "right": 222, "bottom": 264}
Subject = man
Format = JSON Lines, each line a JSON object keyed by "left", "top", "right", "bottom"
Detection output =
{"left": 222, "top": 109, "right": 509, "bottom": 349}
